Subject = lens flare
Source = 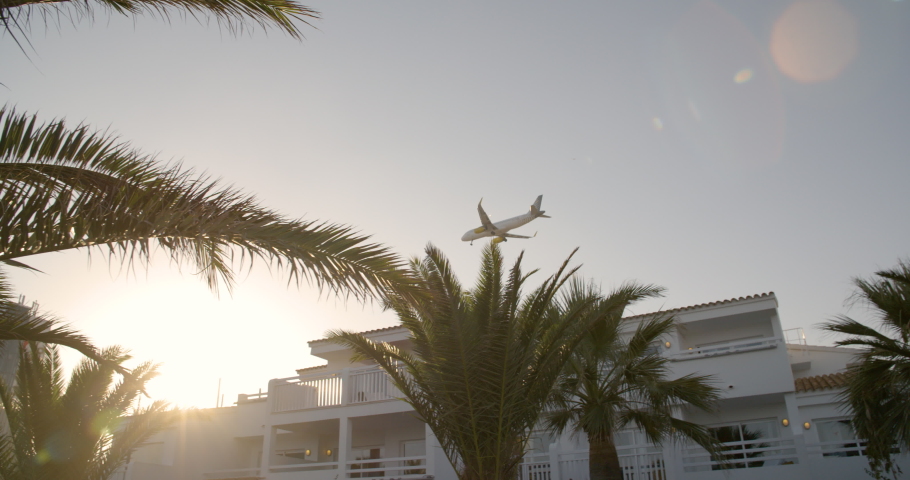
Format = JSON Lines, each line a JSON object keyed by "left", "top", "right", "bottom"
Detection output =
{"left": 658, "top": 1, "right": 786, "bottom": 168}
{"left": 771, "top": 0, "right": 858, "bottom": 83}
{"left": 734, "top": 68, "right": 753, "bottom": 84}
{"left": 36, "top": 449, "right": 52, "bottom": 465}
{"left": 652, "top": 117, "right": 664, "bottom": 131}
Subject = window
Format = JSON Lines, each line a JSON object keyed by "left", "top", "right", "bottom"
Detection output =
{"left": 401, "top": 440, "right": 426, "bottom": 475}
{"left": 350, "top": 447, "right": 383, "bottom": 478}
{"left": 614, "top": 429, "right": 661, "bottom": 455}
{"left": 683, "top": 418, "right": 797, "bottom": 472}
{"left": 816, "top": 418, "right": 867, "bottom": 457}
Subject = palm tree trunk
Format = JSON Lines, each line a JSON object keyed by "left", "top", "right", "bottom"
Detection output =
{"left": 588, "top": 431, "right": 624, "bottom": 480}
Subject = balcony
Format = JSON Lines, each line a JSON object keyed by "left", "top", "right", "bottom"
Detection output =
{"left": 519, "top": 450, "right": 667, "bottom": 480}
{"left": 669, "top": 337, "right": 780, "bottom": 362}
{"left": 269, "top": 366, "right": 401, "bottom": 414}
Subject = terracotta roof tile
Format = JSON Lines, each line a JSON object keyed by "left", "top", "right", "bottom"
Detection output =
{"left": 308, "top": 293, "right": 776, "bottom": 345}
{"left": 624, "top": 292, "right": 776, "bottom": 320}
{"left": 795, "top": 372, "right": 850, "bottom": 393}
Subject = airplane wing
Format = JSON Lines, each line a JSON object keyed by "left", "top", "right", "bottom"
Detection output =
{"left": 477, "top": 199, "right": 495, "bottom": 231}
{"left": 502, "top": 232, "right": 537, "bottom": 239}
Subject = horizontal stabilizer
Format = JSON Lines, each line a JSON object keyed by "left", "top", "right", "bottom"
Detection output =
{"left": 530, "top": 195, "right": 549, "bottom": 218}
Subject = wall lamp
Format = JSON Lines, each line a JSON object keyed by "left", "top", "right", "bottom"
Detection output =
{"left": 664, "top": 341, "right": 672, "bottom": 348}
{"left": 803, "top": 422, "right": 811, "bottom": 430}
{"left": 305, "top": 449, "right": 311, "bottom": 457}
{"left": 326, "top": 449, "right": 333, "bottom": 456}
{"left": 781, "top": 419, "right": 789, "bottom": 427}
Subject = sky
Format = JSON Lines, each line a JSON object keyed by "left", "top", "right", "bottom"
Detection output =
{"left": 2, "top": 0, "right": 908, "bottom": 408}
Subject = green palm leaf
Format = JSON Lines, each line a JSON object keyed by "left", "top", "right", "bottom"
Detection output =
{"left": 0, "top": 106, "right": 414, "bottom": 300}
{"left": 820, "top": 260, "right": 910, "bottom": 478}
{"left": 1, "top": 0, "right": 318, "bottom": 45}
{"left": 545, "top": 283, "right": 722, "bottom": 480}
{"left": 0, "top": 267, "right": 114, "bottom": 374}
{"left": 0, "top": 344, "right": 173, "bottom": 480}
{"left": 328, "top": 243, "right": 597, "bottom": 480}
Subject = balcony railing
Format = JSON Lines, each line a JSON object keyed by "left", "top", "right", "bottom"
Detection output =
{"left": 256, "top": 454, "right": 428, "bottom": 478}
{"left": 346, "top": 454, "right": 428, "bottom": 478}
{"left": 270, "top": 366, "right": 402, "bottom": 413}
{"left": 349, "top": 367, "right": 399, "bottom": 404}
{"left": 203, "top": 467, "right": 262, "bottom": 479}
{"left": 519, "top": 450, "right": 666, "bottom": 480}
{"left": 272, "top": 372, "right": 343, "bottom": 412}
{"left": 682, "top": 436, "right": 798, "bottom": 472}
{"left": 670, "top": 337, "right": 780, "bottom": 362}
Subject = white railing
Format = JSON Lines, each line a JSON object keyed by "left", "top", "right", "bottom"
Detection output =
{"left": 806, "top": 439, "right": 866, "bottom": 457}
{"left": 783, "top": 328, "right": 807, "bottom": 346}
{"left": 671, "top": 338, "right": 779, "bottom": 361}
{"left": 520, "top": 450, "right": 666, "bottom": 480}
{"left": 346, "top": 454, "right": 427, "bottom": 478}
{"left": 269, "top": 460, "right": 339, "bottom": 473}
{"left": 619, "top": 452, "right": 665, "bottom": 480}
{"left": 558, "top": 451, "right": 588, "bottom": 480}
{"left": 272, "top": 372, "right": 342, "bottom": 412}
{"left": 520, "top": 456, "right": 552, "bottom": 480}
{"left": 349, "top": 366, "right": 400, "bottom": 404}
{"left": 203, "top": 467, "right": 261, "bottom": 479}
{"left": 236, "top": 391, "right": 267, "bottom": 404}
{"left": 271, "top": 366, "right": 403, "bottom": 413}
{"left": 682, "top": 436, "right": 798, "bottom": 472}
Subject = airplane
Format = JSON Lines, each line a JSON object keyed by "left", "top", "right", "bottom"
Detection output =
{"left": 461, "top": 195, "right": 550, "bottom": 245}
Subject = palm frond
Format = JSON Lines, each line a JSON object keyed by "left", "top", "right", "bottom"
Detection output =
{"left": 545, "top": 284, "right": 720, "bottom": 480}
{"left": 819, "top": 259, "right": 910, "bottom": 478}
{"left": 0, "top": 303, "right": 109, "bottom": 367}
{"left": 1, "top": 0, "right": 319, "bottom": 45}
{"left": 328, "top": 243, "right": 594, "bottom": 480}
{"left": 0, "top": 107, "right": 415, "bottom": 301}
{"left": 0, "top": 342, "right": 171, "bottom": 479}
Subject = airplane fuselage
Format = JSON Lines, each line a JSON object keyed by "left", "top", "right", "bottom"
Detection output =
{"left": 461, "top": 212, "right": 536, "bottom": 241}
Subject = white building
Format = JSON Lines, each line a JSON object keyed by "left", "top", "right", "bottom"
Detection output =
{"left": 118, "top": 293, "right": 909, "bottom": 480}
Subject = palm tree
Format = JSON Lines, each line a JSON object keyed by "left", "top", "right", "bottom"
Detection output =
{"left": 0, "top": 343, "right": 172, "bottom": 480}
{"left": 327, "top": 243, "right": 604, "bottom": 480}
{"left": 821, "top": 260, "right": 910, "bottom": 479}
{"left": 546, "top": 282, "right": 721, "bottom": 480}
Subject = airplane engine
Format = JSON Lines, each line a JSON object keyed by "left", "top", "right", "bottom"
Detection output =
{"left": 492, "top": 236, "right": 506, "bottom": 244}
{"left": 474, "top": 227, "right": 486, "bottom": 234}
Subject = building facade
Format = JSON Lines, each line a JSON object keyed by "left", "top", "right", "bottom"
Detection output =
{"left": 117, "top": 293, "right": 908, "bottom": 480}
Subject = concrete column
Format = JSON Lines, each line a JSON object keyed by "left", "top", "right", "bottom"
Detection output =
{"left": 783, "top": 392, "right": 813, "bottom": 478}
{"left": 259, "top": 379, "right": 280, "bottom": 478}
{"left": 425, "top": 423, "right": 436, "bottom": 477}
{"left": 548, "top": 443, "right": 561, "bottom": 480}
{"left": 339, "top": 416, "right": 353, "bottom": 477}
{"left": 783, "top": 392, "right": 804, "bottom": 438}
{"left": 662, "top": 441, "right": 683, "bottom": 480}
{"left": 426, "top": 425, "right": 457, "bottom": 480}
{"left": 259, "top": 425, "right": 278, "bottom": 478}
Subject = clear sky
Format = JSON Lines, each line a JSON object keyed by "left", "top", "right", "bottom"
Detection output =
{"left": 2, "top": 0, "right": 908, "bottom": 408}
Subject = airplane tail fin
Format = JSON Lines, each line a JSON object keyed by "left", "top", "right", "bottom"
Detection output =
{"left": 530, "top": 195, "right": 550, "bottom": 218}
